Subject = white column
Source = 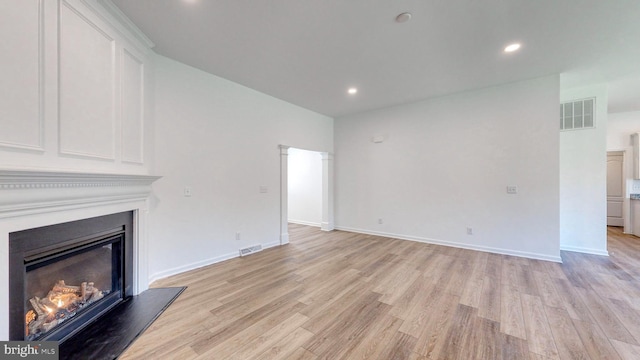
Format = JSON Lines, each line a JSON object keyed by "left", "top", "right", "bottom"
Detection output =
{"left": 279, "top": 145, "right": 290, "bottom": 244}
{"left": 321, "top": 152, "right": 335, "bottom": 231}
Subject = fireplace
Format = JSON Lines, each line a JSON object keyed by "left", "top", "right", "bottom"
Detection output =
{"left": 0, "top": 170, "right": 161, "bottom": 342}
{"left": 1, "top": 171, "right": 185, "bottom": 359}
{"left": 9, "top": 212, "right": 133, "bottom": 342}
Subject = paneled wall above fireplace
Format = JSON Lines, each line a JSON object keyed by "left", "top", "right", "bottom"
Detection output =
{"left": 0, "top": 0, "right": 155, "bottom": 174}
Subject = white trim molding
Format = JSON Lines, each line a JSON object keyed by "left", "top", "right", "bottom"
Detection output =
{"left": 0, "top": 0, "right": 46, "bottom": 152}
{"left": 148, "top": 240, "right": 280, "bottom": 285}
{"left": 335, "top": 226, "right": 564, "bottom": 263}
{"left": 0, "top": 169, "right": 159, "bottom": 188}
{"left": 560, "top": 245, "right": 609, "bottom": 257}
{"left": 321, "top": 152, "right": 334, "bottom": 231}
{"left": 288, "top": 219, "right": 321, "bottom": 228}
{"left": 0, "top": 170, "right": 160, "bottom": 218}
{"left": 88, "top": 0, "right": 155, "bottom": 51}
{"left": 279, "top": 145, "right": 290, "bottom": 245}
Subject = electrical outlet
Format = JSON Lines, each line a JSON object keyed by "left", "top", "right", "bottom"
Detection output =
{"left": 378, "top": 218, "right": 383, "bottom": 224}
{"left": 506, "top": 185, "right": 518, "bottom": 194}
{"left": 235, "top": 232, "right": 241, "bottom": 241}
{"left": 184, "top": 187, "right": 192, "bottom": 197}
{"left": 467, "top": 227, "right": 473, "bottom": 235}
{"left": 259, "top": 186, "right": 268, "bottom": 193}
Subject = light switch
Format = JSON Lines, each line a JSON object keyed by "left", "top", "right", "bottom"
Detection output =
{"left": 184, "top": 187, "right": 192, "bottom": 197}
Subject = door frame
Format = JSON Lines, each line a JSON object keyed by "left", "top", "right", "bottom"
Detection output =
{"left": 279, "top": 145, "right": 334, "bottom": 245}
{"left": 607, "top": 150, "right": 625, "bottom": 227}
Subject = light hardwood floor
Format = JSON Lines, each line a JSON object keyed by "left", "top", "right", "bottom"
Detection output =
{"left": 120, "top": 225, "right": 640, "bottom": 359}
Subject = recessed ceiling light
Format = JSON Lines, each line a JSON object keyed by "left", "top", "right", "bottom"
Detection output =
{"left": 348, "top": 88, "right": 358, "bottom": 95}
{"left": 504, "top": 43, "right": 521, "bottom": 53}
{"left": 396, "top": 12, "right": 412, "bottom": 23}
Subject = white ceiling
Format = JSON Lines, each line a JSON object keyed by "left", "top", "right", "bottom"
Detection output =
{"left": 110, "top": 0, "right": 640, "bottom": 117}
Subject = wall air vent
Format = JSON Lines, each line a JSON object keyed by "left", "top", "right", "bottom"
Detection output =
{"left": 239, "top": 244, "right": 263, "bottom": 257}
{"left": 560, "top": 98, "right": 595, "bottom": 131}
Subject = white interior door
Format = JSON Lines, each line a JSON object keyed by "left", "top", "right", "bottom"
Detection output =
{"left": 607, "top": 151, "right": 624, "bottom": 226}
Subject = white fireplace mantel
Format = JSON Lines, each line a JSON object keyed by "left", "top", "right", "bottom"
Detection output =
{"left": 0, "top": 169, "right": 161, "bottom": 340}
{"left": 0, "top": 170, "right": 160, "bottom": 189}
{"left": 0, "top": 170, "right": 161, "bottom": 218}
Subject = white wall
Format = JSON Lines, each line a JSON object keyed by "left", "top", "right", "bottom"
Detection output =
{"left": 288, "top": 148, "right": 323, "bottom": 227}
{"left": 335, "top": 76, "right": 561, "bottom": 261}
{"left": 608, "top": 111, "right": 640, "bottom": 150}
{"left": 149, "top": 55, "right": 333, "bottom": 281}
{"left": 0, "top": 0, "right": 154, "bottom": 175}
{"left": 607, "top": 111, "right": 640, "bottom": 233}
{"left": 560, "top": 84, "right": 608, "bottom": 255}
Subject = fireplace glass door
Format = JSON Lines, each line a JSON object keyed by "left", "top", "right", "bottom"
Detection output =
{"left": 24, "top": 235, "right": 123, "bottom": 341}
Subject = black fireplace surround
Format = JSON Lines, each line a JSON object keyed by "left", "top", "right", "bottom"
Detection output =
{"left": 9, "top": 212, "right": 134, "bottom": 342}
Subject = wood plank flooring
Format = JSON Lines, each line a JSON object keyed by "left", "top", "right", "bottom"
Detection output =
{"left": 120, "top": 225, "right": 640, "bottom": 359}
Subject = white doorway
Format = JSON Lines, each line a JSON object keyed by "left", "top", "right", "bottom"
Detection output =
{"left": 287, "top": 148, "right": 323, "bottom": 227}
{"left": 607, "top": 151, "right": 625, "bottom": 226}
{"left": 279, "top": 146, "right": 334, "bottom": 245}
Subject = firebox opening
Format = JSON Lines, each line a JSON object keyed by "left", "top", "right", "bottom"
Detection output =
{"left": 24, "top": 233, "right": 124, "bottom": 341}
{"left": 9, "top": 211, "right": 134, "bottom": 343}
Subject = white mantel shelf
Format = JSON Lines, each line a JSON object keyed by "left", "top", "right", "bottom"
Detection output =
{"left": 0, "top": 170, "right": 161, "bottom": 219}
{"left": 0, "top": 170, "right": 161, "bottom": 188}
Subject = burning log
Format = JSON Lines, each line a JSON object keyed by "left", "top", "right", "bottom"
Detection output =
{"left": 85, "top": 282, "right": 104, "bottom": 302}
{"left": 26, "top": 279, "right": 106, "bottom": 339}
{"left": 52, "top": 280, "right": 80, "bottom": 294}
{"left": 27, "top": 297, "right": 48, "bottom": 336}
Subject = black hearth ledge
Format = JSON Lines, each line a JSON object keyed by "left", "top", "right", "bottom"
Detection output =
{"left": 59, "top": 287, "right": 186, "bottom": 360}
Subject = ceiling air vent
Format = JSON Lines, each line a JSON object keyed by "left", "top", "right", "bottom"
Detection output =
{"left": 560, "top": 98, "right": 595, "bottom": 131}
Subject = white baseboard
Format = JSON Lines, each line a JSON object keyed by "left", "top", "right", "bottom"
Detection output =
{"left": 560, "top": 245, "right": 609, "bottom": 256}
{"left": 280, "top": 232, "right": 290, "bottom": 245}
{"left": 148, "top": 226, "right": 572, "bottom": 285}
{"left": 321, "top": 222, "right": 335, "bottom": 231}
{"left": 148, "top": 240, "right": 283, "bottom": 284}
{"left": 263, "top": 240, "right": 281, "bottom": 249}
{"left": 288, "top": 219, "right": 321, "bottom": 227}
{"left": 335, "top": 226, "right": 563, "bottom": 263}
{"left": 148, "top": 251, "right": 237, "bottom": 285}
